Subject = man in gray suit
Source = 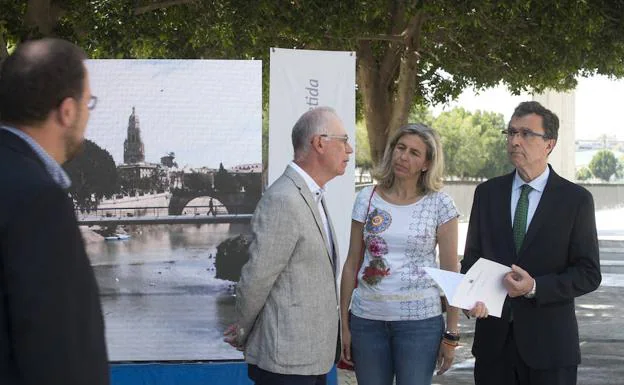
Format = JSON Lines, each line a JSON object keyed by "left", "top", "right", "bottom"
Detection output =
{"left": 224, "top": 106, "right": 352, "bottom": 385}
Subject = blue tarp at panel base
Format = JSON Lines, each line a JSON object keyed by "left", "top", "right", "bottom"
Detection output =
{"left": 111, "top": 362, "right": 338, "bottom": 385}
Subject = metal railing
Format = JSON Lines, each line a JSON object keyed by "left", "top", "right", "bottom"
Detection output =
{"left": 75, "top": 204, "right": 252, "bottom": 225}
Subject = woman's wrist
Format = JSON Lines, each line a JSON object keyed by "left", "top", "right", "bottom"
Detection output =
{"left": 443, "top": 329, "right": 460, "bottom": 344}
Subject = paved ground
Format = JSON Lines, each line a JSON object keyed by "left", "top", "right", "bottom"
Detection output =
{"left": 338, "top": 242, "right": 624, "bottom": 385}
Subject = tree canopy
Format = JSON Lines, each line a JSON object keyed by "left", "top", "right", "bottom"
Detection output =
{"left": 4, "top": 1, "right": 624, "bottom": 166}
{"left": 63, "top": 139, "right": 118, "bottom": 212}
{"left": 589, "top": 150, "right": 619, "bottom": 182}
{"left": 433, "top": 108, "right": 511, "bottom": 179}
{"left": 356, "top": 106, "right": 511, "bottom": 179}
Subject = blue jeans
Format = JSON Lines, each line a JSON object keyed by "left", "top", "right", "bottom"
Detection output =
{"left": 350, "top": 313, "right": 444, "bottom": 385}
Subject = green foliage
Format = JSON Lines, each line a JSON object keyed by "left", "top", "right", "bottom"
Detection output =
{"left": 576, "top": 167, "right": 593, "bottom": 181}
{"left": 589, "top": 150, "right": 618, "bottom": 182}
{"left": 6, "top": 1, "right": 624, "bottom": 166}
{"left": 409, "top": 104, "right": 434, "bottom": 127}
{"left": 63, "top": 139, "right": 118, "bottom": 212}
{"left": 617, "top": 156, "right": 624, "bottom": 179}
{"left": 433, "top": 108, "right": 511, "bottom": 179}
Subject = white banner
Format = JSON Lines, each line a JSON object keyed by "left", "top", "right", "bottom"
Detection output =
{"left": 268, "top": 47, "right": 356, "bottom": 271}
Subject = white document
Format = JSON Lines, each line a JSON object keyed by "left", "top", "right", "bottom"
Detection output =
{"left": 424, "top": 258, "right": 512, "bottom": 318}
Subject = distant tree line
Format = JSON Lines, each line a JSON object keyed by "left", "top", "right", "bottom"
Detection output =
{"left": 576, "top": 150, "right": 624, "bottom": 182}
{"left": 64, "top": 143, "right": 262, "bottom": 213}
{"left": 356, "top": 106, "right": 511, "bottom": 180}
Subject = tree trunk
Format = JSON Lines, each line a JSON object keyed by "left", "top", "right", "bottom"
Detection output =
{"left": 357, "top": 10, "right": 425, "bottom": 166}
{"left": 24, "top": 0, "right": 64, "bottom": 37}
{"left": 357, "top": 41, "right": 392, "bottom": 166}
{"left": 0, "top": 33, "right": 8, "bottom": 64}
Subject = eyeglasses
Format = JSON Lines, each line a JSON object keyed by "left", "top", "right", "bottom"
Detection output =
{"left": 502, "top": 128, "right": 549, "bottom": 140}
{"left": 87, "top": 95, "right": 98, "bottom": 111}
{"left": 320, "top": 134, "right": 350, "bottom": 144}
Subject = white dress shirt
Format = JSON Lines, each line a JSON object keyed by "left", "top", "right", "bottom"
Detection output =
{"left": 288, "top": 162, "right": 334, "bottom": 255}
{"left": 510, "top": 166, "right": 550, "bottom": 232}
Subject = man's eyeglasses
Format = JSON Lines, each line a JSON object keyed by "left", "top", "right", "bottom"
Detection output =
{"left": 87, "top": 95, "right": 98, "bottom": 111}
{"left": 502, "top": 128, "right": 549, "bottom": 140}
{"left": 320, "top": 134, "right": 350, "bottom": 144}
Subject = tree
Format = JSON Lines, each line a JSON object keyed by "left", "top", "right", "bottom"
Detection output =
{"left": 470, "top": 110, "right": 512, "bottom": 178}
{"left": 616, "top": 156, "right": 624, "bottom": 180}
{"left": 408, "top": 104, "right": 434, "bottom": 127}
{"left": 435, "top": 108, "right": 483, "bottom": 178}
{"left": 214, "top": 163, "right": 238, "bottom": 193}
{"left": 63, "top": 139, "right": 118, "bottom": 212}
{"left": 5, "top": 1, "right": 624, "bottom": 166}
{"left": 355, "top": 121, "right": 372, "bottom": 170}
{"left": 589, "top": 150, "right": 618, "bottom": 182}
{"left": 576, "top": 167, "right": 593, "bottom": 182}
{"left": 433, "top": 108, "right": 510, "bottom": 179}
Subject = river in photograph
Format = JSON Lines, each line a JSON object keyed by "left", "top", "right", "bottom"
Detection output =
{"left": 85, "top": 223, "right": 250, "bottom": 361}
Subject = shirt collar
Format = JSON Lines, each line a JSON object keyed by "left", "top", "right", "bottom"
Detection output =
{"left": 513, "top": 166, "right": 549, "bottom": 193}
{"left": 288, "top": 161, "right": 325, "bottom": 202}
{"left": 0, "top": 125, "right": 72, "bottom": 189}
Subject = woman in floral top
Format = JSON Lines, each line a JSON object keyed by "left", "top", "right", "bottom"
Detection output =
{"left": 340, "top": 124, "right": 460, "bottom": 385}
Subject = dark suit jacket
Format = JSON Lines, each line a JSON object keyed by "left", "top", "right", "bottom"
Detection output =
{"left": 0, "top": 130, "right": 109, "bottom": 384}
{"left": 461, "top": 165, "right": 601, "bottom": 369}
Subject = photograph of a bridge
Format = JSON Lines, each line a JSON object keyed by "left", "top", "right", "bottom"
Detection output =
{"left": 66, "top": 59, "right": 262, "bottom": 361}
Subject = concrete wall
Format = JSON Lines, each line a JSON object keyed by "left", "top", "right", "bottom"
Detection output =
{"left": 442, "top": 181, "right": 624, "bottom": 221}
{"left": 581, "top": 183, "right": 624, "bottom": 210}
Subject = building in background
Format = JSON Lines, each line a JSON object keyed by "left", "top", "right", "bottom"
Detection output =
{"left": 533, "top": 90, "right": 576, "bottom": 180}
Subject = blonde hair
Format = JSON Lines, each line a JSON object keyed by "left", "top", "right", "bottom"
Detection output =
{"left": 373, "top": 123, "right": 445, "bottom": 194}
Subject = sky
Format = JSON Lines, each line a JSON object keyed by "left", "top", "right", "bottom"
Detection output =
{"left": 432, "top": 75, "right": 624, "bottom": 141}
{"left": 85, "top": 60, "right": 262, "bottom": 169}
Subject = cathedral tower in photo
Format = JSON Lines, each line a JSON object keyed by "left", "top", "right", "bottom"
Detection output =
{"left": 123, "top": 106, "right": 145, "bottom": 164}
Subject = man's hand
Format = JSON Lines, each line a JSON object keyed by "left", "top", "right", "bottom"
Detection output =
{"left": 466, "top": 301, "right": 489, "bottom": 318}
{"left": 504, "top": 264, "right": 534, "bottom": 298}
{"left": 340, "top": 328, "right": 354, "bottom": 367}
{"left": 223, "top": 323, "right": 244, "bottom": 351}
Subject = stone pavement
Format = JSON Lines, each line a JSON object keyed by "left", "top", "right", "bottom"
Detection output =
{"left": 337, "top": 239, "right": 624, "bottom": 385}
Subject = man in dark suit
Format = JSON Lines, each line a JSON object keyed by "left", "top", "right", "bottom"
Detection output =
{"left": 461, "top": 101, "right": 601, "bottom": 385}
{"left": 0, "top": 38, "right": 109, "bottom": 384}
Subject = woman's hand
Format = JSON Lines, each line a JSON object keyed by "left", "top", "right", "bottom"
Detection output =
{"left": 436, "top": 340, "right": 455, "bottom": 375}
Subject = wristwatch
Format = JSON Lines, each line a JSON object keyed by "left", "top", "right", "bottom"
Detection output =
{"left": 443, "top": 330, "right": 460, "bottom": 342}
{"left": 524, "top": 279, "right": 537, "bottom": 299}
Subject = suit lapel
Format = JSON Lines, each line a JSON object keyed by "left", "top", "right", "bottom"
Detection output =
{"left": 516, "top": 166, "right": 560, "bottom": 260}
{"left": 497, "top": 173, "right": 517, "bottom": 265}
{"left": 283, "top": 167, "right": 334, "bottom": 267}
{"left": 322, "top": 198, "right": 339, "bottom": 275}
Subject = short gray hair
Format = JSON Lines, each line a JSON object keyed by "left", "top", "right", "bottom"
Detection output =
{"left": 291, "top": 106, "right": 338, "bottom": 159}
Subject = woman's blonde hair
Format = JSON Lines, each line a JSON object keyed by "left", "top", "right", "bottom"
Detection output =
{"left": 373, "top": 123, "right": 445, "bottom": 194}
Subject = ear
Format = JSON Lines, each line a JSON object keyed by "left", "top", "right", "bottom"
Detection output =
{"left": 546, "top": 138, "right": 557, "bottom": 155}
{"left": 56, "top": 97, "right": 78, "bottom": 127}
{"left": 311, "top": 135, "right": 326, "bottom": 154}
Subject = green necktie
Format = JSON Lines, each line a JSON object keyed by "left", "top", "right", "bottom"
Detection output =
{"left": 513, "top": 184, "right": 532, "bottom": 252}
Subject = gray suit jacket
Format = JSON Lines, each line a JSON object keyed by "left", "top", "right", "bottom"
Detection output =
{"left": 235, "top": 166, "right": 339, "bottom": 375}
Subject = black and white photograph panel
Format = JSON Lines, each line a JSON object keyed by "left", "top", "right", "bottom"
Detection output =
{"left": 65, "top": 59, "right": 262, "bottom": 361}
